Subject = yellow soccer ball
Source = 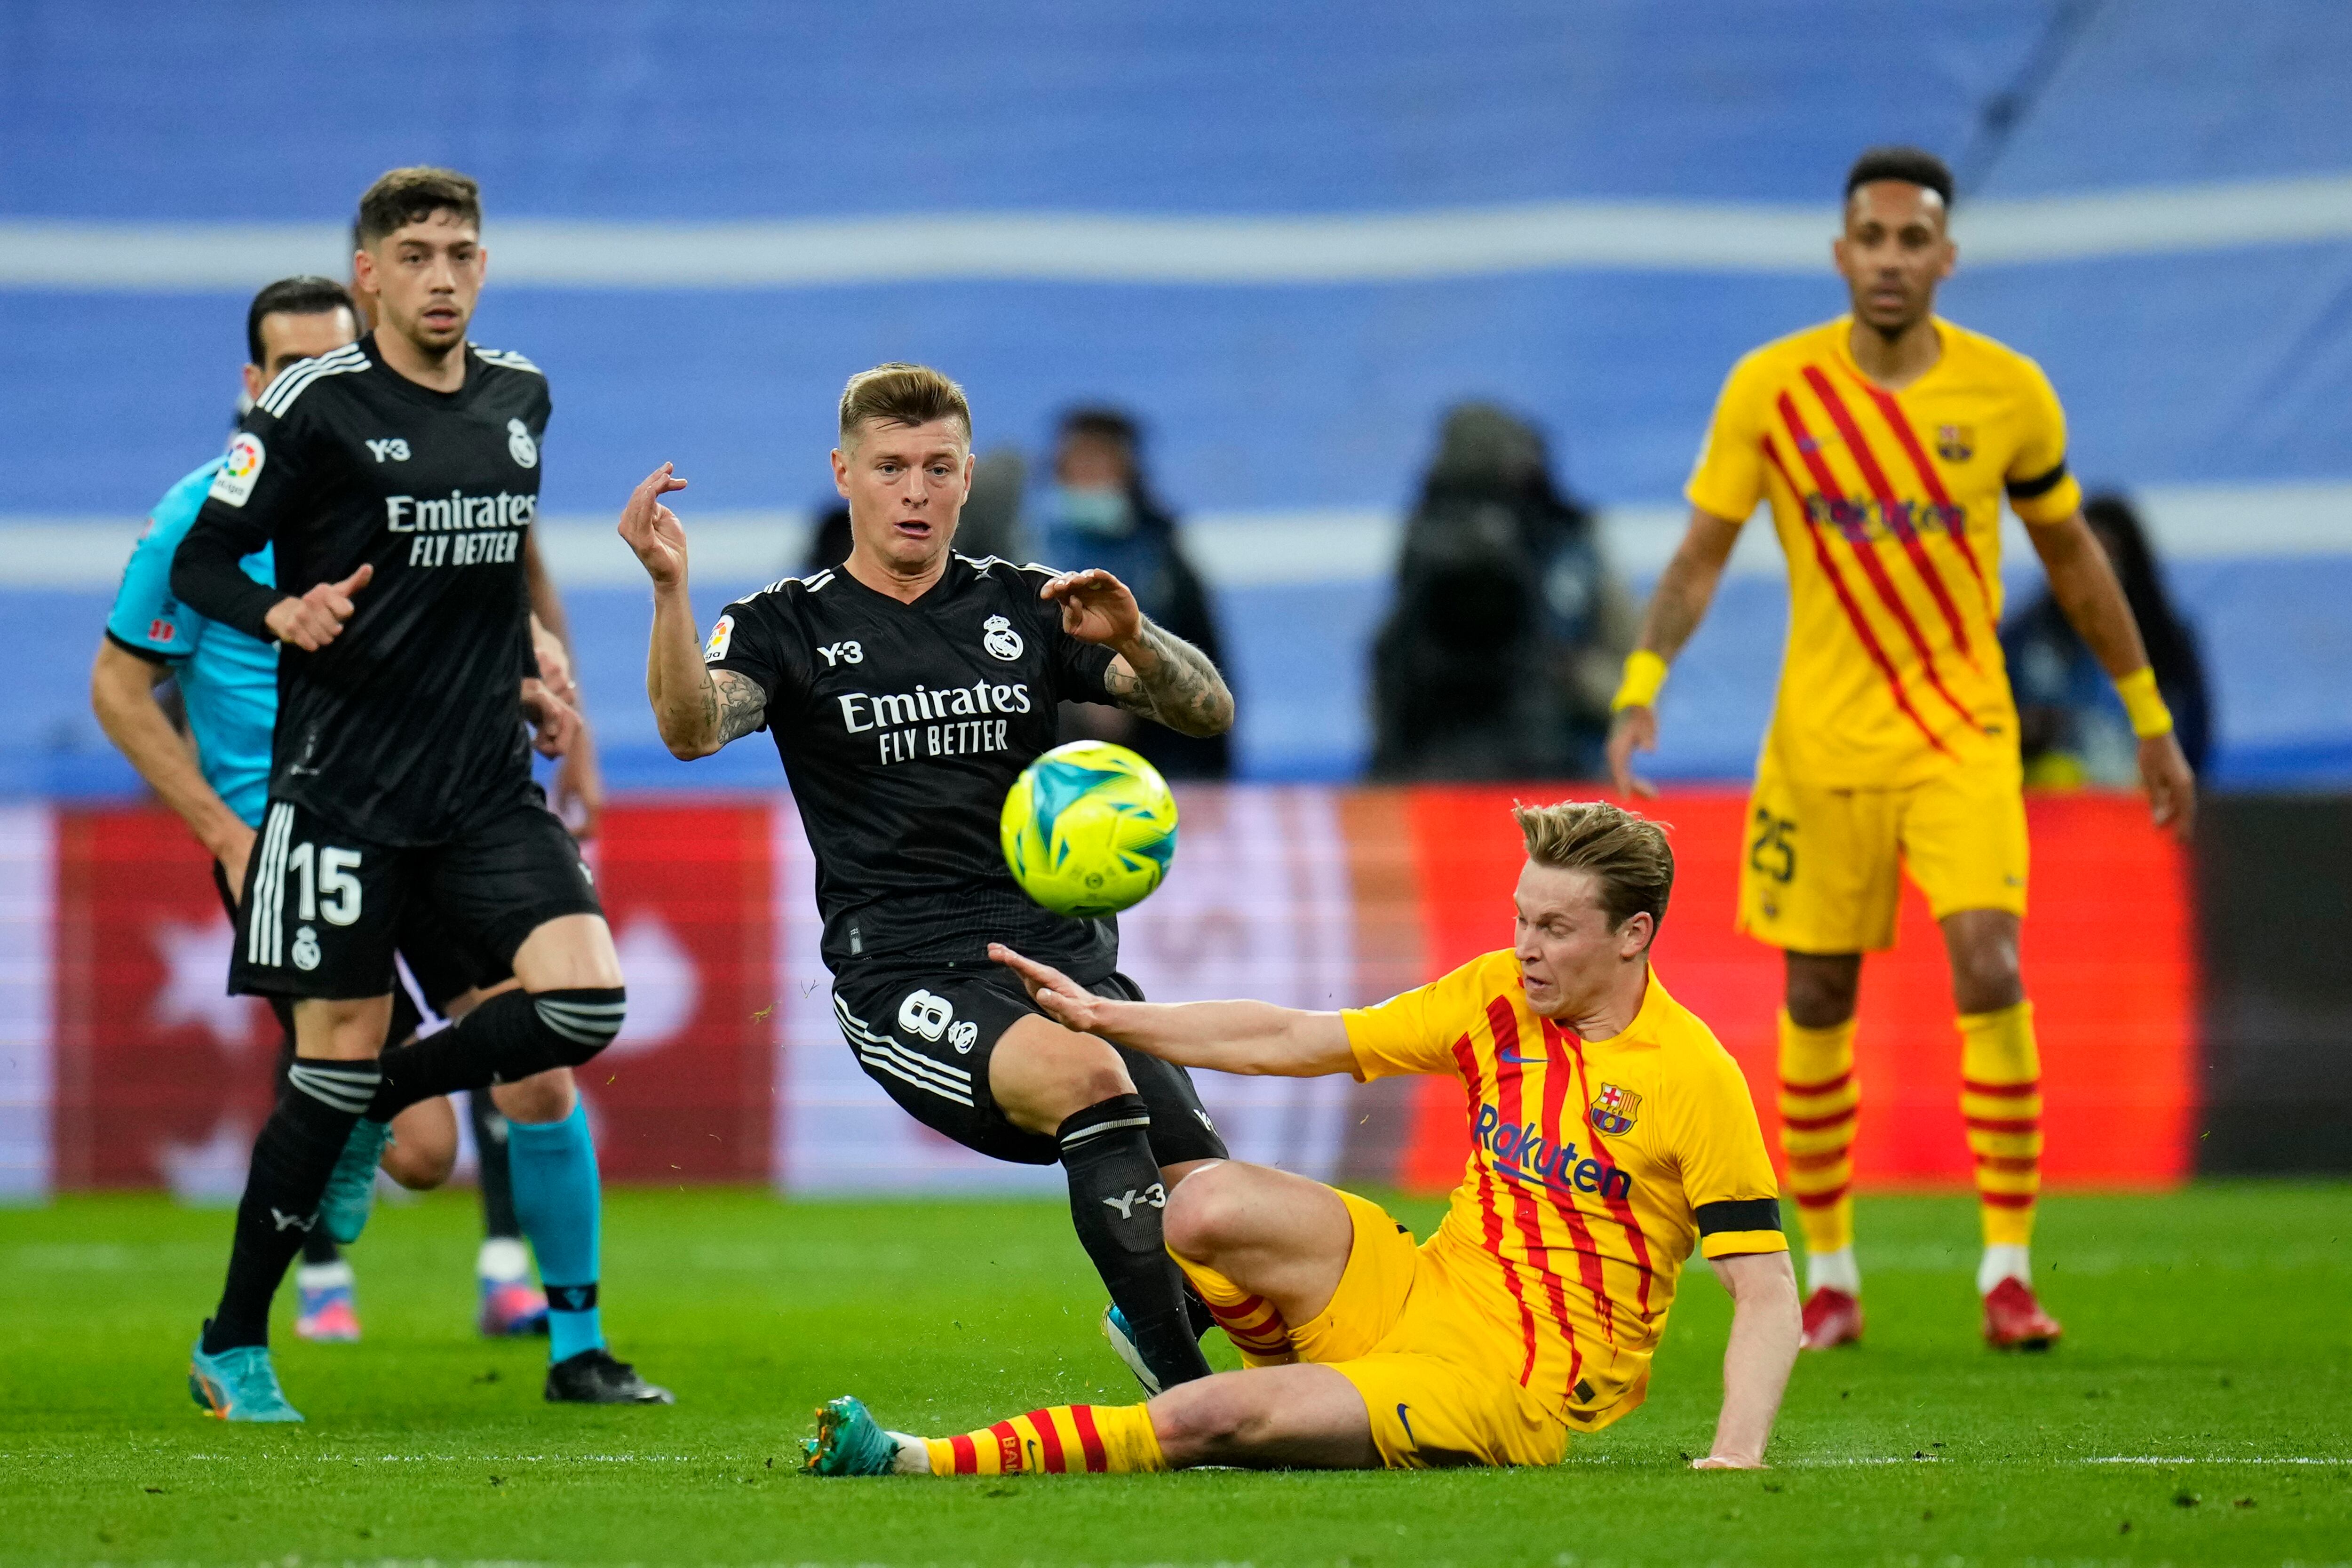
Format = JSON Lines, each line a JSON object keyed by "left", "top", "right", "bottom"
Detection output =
{"left": 1000, "top": 740, "right": 1179, "bottom": 918}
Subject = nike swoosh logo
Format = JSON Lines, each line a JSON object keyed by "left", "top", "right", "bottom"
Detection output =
{"left": 1495, "top": 1050, "right": 1546, "bottom": 1065}
{"left": 1396, "top": 1403, "right": 1416, "bottom": 1446}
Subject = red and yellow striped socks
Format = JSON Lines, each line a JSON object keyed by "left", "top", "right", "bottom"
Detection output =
{"left": 1777, "top": 1012, "right": 1859, "bottom": 1258}
{"left": 1959, "top": 1000, "right": 2041, "bottom": 1249}
{"left": 1174, "top": 1258, "right": 1297, "bottom": 1367}
{"left": 921, "top": 1403, "right": 1166, "bottom": 1476}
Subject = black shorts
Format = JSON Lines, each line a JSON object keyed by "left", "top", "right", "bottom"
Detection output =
{"left": 228, "top": 793, "right": 599, "bottom": 1002}
{"left": 210, "top": 859, "right": 497, "bottom": 1047}
{"left": 829, "top": 962, "right": 1230, "bottom": 1168}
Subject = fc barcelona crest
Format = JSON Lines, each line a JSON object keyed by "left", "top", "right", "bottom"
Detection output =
{"left": 1590, "top": 1082, "right": 1642, "bottom": 1136}
{"left": 1936, "top": 423, "right": 1974, "bottom": 463}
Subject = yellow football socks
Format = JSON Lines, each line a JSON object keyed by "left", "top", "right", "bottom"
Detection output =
{"left": 1174, "top": 1258, "right": 1297, "bottom": 1367}
{"left": 921, "top": 1403, "right": 1167, "bottom": 1476}
{"left": 1778, "top": 1011, "right": 1859, "bottom": 1258}
{"left": 1959, "top": 1001, "right": 2042, "bottom": 1248}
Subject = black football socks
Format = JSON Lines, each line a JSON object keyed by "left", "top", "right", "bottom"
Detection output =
{"left": 470, "top": 1090, "right": 524, "bottom": 1241}
{"left": 368, "top": 987, "right": 628, "bottom": 1119}
{"left": 203, "top": 1058, "right": 380, "bottom": 1353}
{"left": 1058, "top": 1093, "right": 1214, "bottom": 1390}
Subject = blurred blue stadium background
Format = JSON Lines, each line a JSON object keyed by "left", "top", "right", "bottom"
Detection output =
{"left": 3, "top": 1, "right": 2347, "bottom": 793}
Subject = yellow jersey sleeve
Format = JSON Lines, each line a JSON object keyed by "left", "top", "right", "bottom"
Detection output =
{"left": 2004, "top": 356, "right": 2083, "bottom": 526}
{"left": 1684, "top": 350, "right": 1774, "bottom": 525}
{"left": 1342, "top": 955, "right": 1488, "bottom": 1082}
{"left": 1665, "top": 1043, "right": 1789, "bottom": 1260}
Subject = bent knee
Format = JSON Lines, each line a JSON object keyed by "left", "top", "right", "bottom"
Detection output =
{"left": 530, "top": 988, "right": 626, "bottom": 1067}
{"left": 1163, "top": 1162, "right": 1251, "bottom": 1260}
{"left": 492, "top": 1067, "right": 577, "bottom": 1124}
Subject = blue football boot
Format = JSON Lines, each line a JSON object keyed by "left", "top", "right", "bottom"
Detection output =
{"left": 188, "top": 1330, "right": 303, "bottom": 1422}
{"left": 803, "top": 1395, "right": 912, "bottom": 1476}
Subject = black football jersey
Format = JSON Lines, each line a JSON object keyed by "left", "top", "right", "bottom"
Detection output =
{"left": 171, "top": 333, "right": 548, "bottom": 845}
{"left": 708, "top": 552, "right": 1121, "bottom": 975}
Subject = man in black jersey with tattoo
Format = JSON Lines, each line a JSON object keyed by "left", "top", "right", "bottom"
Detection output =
{"left": 171, "top": 167, "right": 666, "bottom": 1418}
{"left": 620, "top": 364, "right": 1238, "bottom": 1394}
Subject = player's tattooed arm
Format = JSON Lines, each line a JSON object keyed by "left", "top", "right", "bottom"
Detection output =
{"left": 706, "top": 669, "right": 769, "bottom": 745}
{"left": 1104, "top": 623, "right": 1234, "bottom": 738}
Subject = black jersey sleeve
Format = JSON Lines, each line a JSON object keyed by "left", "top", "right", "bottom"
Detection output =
{"left": 705, "top": 588, "right": 810, "bottom": 726}
{"left": 171, "top": 401, "right": 310, "bottom": 642}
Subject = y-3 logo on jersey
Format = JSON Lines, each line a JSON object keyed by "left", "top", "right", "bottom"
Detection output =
{"left": 366, "top": 438, "right": 411, "bottom": 462}
{"left": 817, "top": 641, "right": 864, "bottom": 667}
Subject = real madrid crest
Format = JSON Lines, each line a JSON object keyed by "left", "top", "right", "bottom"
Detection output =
{"left": 982, "top": 614, "right": 1024, "bottom": 661}
{"left": 1589, "top": 1082, "right": 1642, "bottom": 1136}
{"left": 507, "top": 418, "right": 539, "bottom": 469}
{"left": 1935, "top": 423, "right": 1974, "bottom": 463}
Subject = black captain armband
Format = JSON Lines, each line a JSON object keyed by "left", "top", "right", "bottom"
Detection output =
{"left": 2005, "top": 460, "right": 2070, "bottom": 502}
{"left": 1695, "top": 1197, "right": 1786, "bottom": 1238}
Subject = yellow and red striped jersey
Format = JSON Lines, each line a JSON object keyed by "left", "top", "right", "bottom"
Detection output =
{"left": 1687, "top": 316, "right": 2084, "bottom": 788}
{"left": 1343, "top": 951, "right": 1785, "bottom": 1431}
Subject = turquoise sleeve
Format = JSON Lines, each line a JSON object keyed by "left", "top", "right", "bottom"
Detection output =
{"left": 104, "top": 463, "right": 217, "bottom": 660}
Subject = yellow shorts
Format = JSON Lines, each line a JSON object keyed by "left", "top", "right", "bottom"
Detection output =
{"left": 1736, "top": 753, "right": 2028, "bottom": 954}
{"left": 1292, "top": 1190, "right": 1568, "bottom": 1470}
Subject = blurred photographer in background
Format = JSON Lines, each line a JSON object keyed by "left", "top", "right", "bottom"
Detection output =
{"left": 1370, "top": 403, "right": 1633, "bottom": 781}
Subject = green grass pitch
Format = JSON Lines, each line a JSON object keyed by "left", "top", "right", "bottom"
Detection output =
{"left": 2, "top": 1184, "right": 2347, "bottom": 1566}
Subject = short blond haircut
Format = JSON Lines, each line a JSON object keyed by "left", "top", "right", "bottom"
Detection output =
{"left": 1513, "top": 799, "right": 1674, "bottom": 935}
{"left": 838, "top": 362, "right": 971, "bottom": 448}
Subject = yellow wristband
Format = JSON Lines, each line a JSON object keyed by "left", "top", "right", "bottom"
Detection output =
{"left": 1612, "top": 650, "right": 1669, "bottom": 712}
{"left": 2114, "top": 667, "right": 2174, "bottom": 739}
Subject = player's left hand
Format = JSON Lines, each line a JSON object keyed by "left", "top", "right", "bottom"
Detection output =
{"left": 554, "top": 717, "right": 605, "bottom": 839}
{"left": 2138, "top": 732, "right": 2196, "bottom": 841}
{"left": 989, "top": 943, "right": 1109, "bottom": 1033}
{"left": 1039, "top": 568, "right": 1143, "bottom": 649}
{"left": 521, "top": 677, "right": 582, "bottom": 759}
{"left": 533, "top": 624, "right": 580, "bottom": 710}
{"left": 1691, "top": 1453, "right": 1767, "bottom": 1471}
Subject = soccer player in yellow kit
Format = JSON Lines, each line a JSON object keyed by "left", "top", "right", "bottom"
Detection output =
{"left": 1606, "top": 147, "right": 2197, "bottom": 1352}
{"left": 803, "top": 801, "right": 1802, "bottom": 1476}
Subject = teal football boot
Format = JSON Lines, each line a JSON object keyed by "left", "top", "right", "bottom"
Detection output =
{"left": 188, "top": 1332, "right": 303, "bottom": 1422}
{"left": 803, "top": 1395, "right": 910, "bottom": 1476}
{"left": 319, "top": 1118, "right": 393, "bottom": 1244}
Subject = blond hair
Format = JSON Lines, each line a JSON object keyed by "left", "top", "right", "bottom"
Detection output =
{"left": 1512, "top": 799, "right": 1674, "bottom": 934}
{"left": 838, "top": 363, "right": 971, "bottom": 448}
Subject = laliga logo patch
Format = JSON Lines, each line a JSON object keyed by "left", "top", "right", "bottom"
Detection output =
{"left": 703, "top": 613, "right": 735, "bottom": 664}
{"left": 291, "top": 924, "right": 322, "bottom": 972}
{"left": 507, "top": 418, "right": 539, "bottom": 469}
{"left": 1589, "top": 1082, "right": 1641, "bottom": 1137}
{"left": 209, "top": 433, "right": 266, "bottom": 507}
{"left": 982, "top": 614, "right": 1024, "bottom": 661}
{"left": 897, "top": 988, "right": 955, "bottom": 1043}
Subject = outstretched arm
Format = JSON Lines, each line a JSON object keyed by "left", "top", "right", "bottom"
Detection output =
{"left": 1606, "top": 507, "right": 1741, "bottom": 798}
{"left": 991, "top": 944, "right": 1352, "bottom": 1076}
{"left": 1041, "top": 568, "right": 1235, "bottom": 738}
{"left": 2025, "top": 512, "right": 2196, "bottom": 838}
{"left": 618, "top": 463, "right": 769, "bottom": 760}
{"left": 1691, "top": 1250, "right": 1801, "bottom": 1470}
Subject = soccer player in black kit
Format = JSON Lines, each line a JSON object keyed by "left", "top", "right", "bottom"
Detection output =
{"left": 619, "top": 364, "right": 1239, "bottom": 1394}
{"left": 170, "top": 167, "right": 667, "bottom": 1418}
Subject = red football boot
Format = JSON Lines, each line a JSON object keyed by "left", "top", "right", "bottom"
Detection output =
{"left": 1799, "top": 1286, "right": 1864, "bottom": 1349}
{"left": 1982, "top": 1276, "right": 2063, "bottom": 1350}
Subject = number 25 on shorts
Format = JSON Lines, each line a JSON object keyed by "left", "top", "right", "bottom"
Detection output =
{"left": 1747, "top": 809, "right": 1796, "bottom": 884}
